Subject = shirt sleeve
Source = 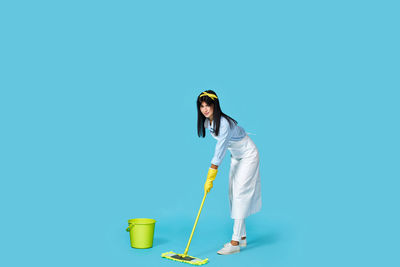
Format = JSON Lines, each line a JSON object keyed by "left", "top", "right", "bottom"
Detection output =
{"left": 211, "top": 118, "right": 233, "bottom": 166}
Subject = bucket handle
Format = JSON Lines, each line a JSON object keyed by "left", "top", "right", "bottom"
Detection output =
{"left": 126, "top": 223, "right": 135, "bottom": 232}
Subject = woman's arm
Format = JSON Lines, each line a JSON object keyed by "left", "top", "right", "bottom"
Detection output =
{"left": 210, "top": 118, "right": 233, "bottom": 167}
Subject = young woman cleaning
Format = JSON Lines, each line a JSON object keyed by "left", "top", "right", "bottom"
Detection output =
{"left": 196, "top": 90, "right": 262, "bottom": 255}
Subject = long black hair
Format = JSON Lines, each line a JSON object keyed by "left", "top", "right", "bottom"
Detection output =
{"left": 197, "top": 90, "right": 238, "bottom": 138}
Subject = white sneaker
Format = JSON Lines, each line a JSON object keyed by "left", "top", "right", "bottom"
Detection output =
{"left": 217, "top": 243, "right": 240, "bottom": 255}
{"left": 224, "top": 239, "right": 247, "bottom": 247}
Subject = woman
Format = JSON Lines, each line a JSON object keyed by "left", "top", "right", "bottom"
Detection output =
{"left": 197, "top": 90, "right": 262, "bottom": 255}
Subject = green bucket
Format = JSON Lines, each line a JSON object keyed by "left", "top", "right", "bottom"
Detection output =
{"left": 126, "top": 218, "right": 156, "bottom": 249}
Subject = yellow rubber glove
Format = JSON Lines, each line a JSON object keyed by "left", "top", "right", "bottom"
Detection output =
{"left": 204, "top": 168, "right": 218, "bottom": 193}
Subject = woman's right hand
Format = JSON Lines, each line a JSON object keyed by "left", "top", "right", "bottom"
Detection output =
{"left": 204, "top": 168, "right": 218, "bottom": 193}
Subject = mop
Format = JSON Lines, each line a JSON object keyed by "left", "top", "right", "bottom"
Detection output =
{"left": 161, "top": 192, "right": 209, "bottom": 265}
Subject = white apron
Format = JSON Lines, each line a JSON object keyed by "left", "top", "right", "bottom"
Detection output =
{"left": 227, "top": 134, "right": 261, "bottom": 219}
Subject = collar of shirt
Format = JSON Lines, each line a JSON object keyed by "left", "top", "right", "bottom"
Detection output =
{"left": 204, "top": 118, "right": 214, "bottom": 129}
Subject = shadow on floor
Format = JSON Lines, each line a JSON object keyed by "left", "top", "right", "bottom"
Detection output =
{"left": 245, "top": 232, "right": 280, "bottom": 249}
{"left": 195, "top": 231, "right": 280, "bottom": 257}
{"left": 153, "top": 237, "right": 169, "bottom": 247}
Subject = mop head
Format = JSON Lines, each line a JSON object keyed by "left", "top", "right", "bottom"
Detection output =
{"left": 161, "top": 251, "right": 208, "bottom": 265}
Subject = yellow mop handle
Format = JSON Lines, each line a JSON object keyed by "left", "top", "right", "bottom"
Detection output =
{"left": 183, "top": 192, "right": 208, "bottom": 256}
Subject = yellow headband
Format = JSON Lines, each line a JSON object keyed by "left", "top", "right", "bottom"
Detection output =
{"left": 199, "top": 92, "right": 218, "bottom": 101}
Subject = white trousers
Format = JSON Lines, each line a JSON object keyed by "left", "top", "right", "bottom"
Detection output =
{"left": 231, "top": 219, "right": 246, "bottom": 241}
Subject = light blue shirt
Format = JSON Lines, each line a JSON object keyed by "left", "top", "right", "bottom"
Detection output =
{"left": 205, "top": 116, "right": 246, "bottom": 166}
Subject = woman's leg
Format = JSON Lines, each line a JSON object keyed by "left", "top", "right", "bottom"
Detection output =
{"left": 231, "top": 219, "right": 246, "bottom": 245}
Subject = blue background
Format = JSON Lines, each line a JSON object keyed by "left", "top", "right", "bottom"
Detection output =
{"left": 1, "top": 1, "right": 399, "bottom": 266}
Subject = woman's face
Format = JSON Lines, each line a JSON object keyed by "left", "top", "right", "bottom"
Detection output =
{"left": 200, "top": 101, "right": 214, "bottom": 120}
